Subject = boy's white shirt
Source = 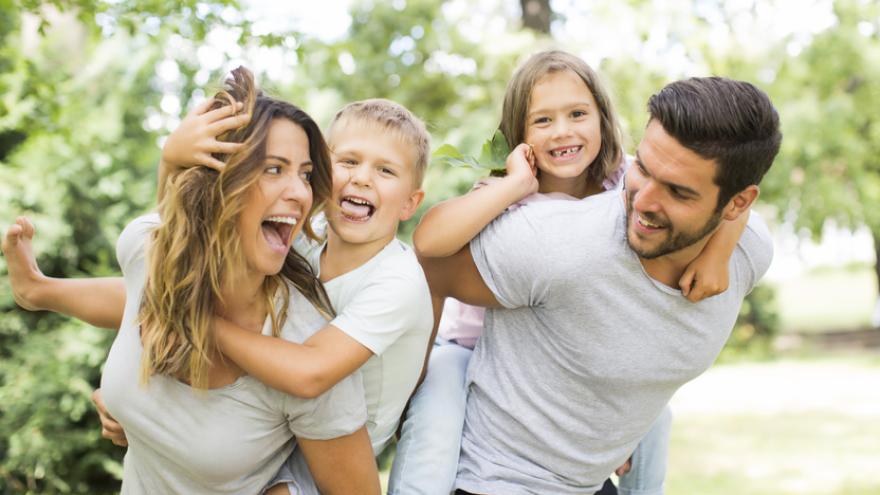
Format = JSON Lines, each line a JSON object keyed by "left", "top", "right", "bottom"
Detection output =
{"left": 294, "top": 214, "right": 434, "bottom": 453}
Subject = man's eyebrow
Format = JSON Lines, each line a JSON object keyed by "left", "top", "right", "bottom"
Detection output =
{"left": 634, "top": 151, "right": 700, "bottom": 198}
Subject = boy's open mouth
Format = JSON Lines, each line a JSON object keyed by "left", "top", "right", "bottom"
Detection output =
{"left": 261, "top": 215, "right": 297, "bottom": 252}
{"left": 340, "top": 196, "right": 375, "bottom": 222}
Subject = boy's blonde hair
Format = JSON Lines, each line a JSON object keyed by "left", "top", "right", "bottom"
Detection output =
{"left": 500, "top": 50, "right": 623, "bottom": 186}
{"left": 328, "top": 99, "right": 430, "bottom": 187}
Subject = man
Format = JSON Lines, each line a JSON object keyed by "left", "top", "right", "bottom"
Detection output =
{"left": 418, "top": 76, "right": 782, "bottom": 495}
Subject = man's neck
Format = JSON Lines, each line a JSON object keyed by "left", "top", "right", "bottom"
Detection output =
{"left": 320, "top": 230, "right": 394, "bottom": 282}
{"left": 638, "top": 238, "right": 709, "bottom": 289}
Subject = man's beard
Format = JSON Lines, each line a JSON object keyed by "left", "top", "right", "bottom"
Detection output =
{"left": 625, "top": 194, "right": 723, "bottom": 260}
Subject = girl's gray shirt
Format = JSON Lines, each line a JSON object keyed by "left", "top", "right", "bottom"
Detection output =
{"left": 101, "top": 214, "right": 367, "bottom": 494}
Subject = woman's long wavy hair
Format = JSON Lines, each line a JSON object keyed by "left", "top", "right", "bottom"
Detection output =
{"left": 139, "top": 67, "right": 334, "bottom": 389}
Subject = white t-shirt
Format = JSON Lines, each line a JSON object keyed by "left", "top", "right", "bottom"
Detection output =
{"left": 101, "top": 214, "right": 367, "bottom": 494}
{"left": 296, "top": 217, "right": 434, "bottom": 453}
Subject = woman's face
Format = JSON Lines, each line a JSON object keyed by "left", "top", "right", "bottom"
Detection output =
{"left": 238, "top": 118, "right": 314, "bottom": 278}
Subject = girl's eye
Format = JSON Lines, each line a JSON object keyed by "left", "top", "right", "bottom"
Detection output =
{"left": 572, "top": 110, "right": 587, "bottom": 118}
{"left": 532, "top": 116, "right": 550, "bottom": 125}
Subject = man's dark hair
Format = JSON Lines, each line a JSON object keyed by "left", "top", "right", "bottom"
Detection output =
{"left": 648, "top": 77, "right": 782, "bottom": 210}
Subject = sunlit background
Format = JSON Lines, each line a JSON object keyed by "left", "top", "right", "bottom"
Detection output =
{"left": 1, "top": 1, "right": 878, "bottom": 493}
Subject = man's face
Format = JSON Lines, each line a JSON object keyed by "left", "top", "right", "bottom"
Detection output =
{"left": 624, "top": 120, "right": 724, "bottom": 260}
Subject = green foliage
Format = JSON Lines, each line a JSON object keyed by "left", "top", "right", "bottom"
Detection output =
{"left": 722, "top": 285, "right": 779, "bottom": 361}
{"left": 432, "top": 129, "right": 510, "bottom": 174}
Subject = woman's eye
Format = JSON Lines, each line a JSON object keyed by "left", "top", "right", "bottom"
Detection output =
{"left": 302, "top": 170, "right": 313, "bottom": 182}
{"left": 265, "top": 165, "right": 282, "bottom": 175}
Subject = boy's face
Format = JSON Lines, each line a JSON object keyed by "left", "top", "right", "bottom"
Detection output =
{"left": 327, "top": 121, "right": 424, "bottom": 249}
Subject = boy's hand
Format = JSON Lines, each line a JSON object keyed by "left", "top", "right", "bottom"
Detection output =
{"left": 504, "top": 143, "right": 539, "bottom": 198}
{"left": 679, "top": 255, "right": 729, "bottom": 302}
{"left": 162, "top": 99, "right": 250, "bottom": 171}
{"left": 1, "top": 217, "right": 48, "bottom": 311}
{"left": 91, "top": 389, "right": 128, "bottom": 447}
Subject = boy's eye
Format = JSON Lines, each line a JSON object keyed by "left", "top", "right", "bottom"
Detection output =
{"left": 379, "top": 166, "right": 396, "bottom": 176}
{"left": 338, "top": 158, "right": 357, "bottom": 166}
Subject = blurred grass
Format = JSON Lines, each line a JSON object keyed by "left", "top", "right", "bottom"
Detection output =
{"left": 666, "top": 357, "right": 880, "bottom": 495}
{"left": 775, "top": 264, "right": 877, "bottom": 333}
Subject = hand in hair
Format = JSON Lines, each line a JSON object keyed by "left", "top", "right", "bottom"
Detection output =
{"left": 505, "top": 142, "right": 539, "bottom": 197}
{"left": 157, "top": 98, "right": 251, "bottom": 201}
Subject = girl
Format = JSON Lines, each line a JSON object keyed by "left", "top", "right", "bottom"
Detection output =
{"left": 2, "top": 68, "right": 379, "bottom": 494}
{"left": 390, "top": 50, "right": 743, "bottom": 495}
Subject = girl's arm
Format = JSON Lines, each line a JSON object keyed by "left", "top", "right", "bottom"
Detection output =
{"left": 214, "top": 318, "right": 374, "bottom": 399}
{"left": 678, "top": 210, "right": 750, "bottom": 302}
{"left": 413, "top": 143, "right": 538, "bottom": 258}
{"left": 157, "top": 99, "right": 248, "bottom": 202}
{"left": 297, "top": 426, "right": 380, "bottom": 495}
{"left": 2, "top": 217, "right": 125, "bottom": 329}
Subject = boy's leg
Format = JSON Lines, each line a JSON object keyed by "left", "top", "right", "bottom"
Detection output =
{"left": 617, "top": 406, "right": 672, "bottom": 495}
{"left": 388, "top": 340, "right": 473, "bottom": 495}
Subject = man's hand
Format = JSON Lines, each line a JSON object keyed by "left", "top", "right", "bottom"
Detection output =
{"left": 2, "top": 217, "right": 48, "bottom": 311}
{"left": 615, "top": 456, "right": 633, "bottom": 477}
{"left": 91, "top": 389, "right": 128, "bottom": 447}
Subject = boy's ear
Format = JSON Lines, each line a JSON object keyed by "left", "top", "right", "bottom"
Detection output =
{"left": 399, "top": 188, "right": 425, "bottom": 221}
{"left": 721, "top": 185, "right": 759, "bottom": 221}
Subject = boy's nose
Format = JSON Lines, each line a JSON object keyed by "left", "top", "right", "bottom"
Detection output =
{"left": 350, "top": 163, "right": 372, "bottom": 186}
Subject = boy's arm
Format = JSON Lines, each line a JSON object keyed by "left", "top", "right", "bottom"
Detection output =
{"left": 157, "top": 100, "right": 248, "bottom": 203}
{"left": 2, "top": 217, "right": 125, "bottom": 329}
{"left": 679, "top": 210, "right": 750, "bottom": 302}
{"left": 214, "top": 321, "right": 373, "bottom": 399}
{"left": 413, "top": 143, "right": 537, "bottom": 258}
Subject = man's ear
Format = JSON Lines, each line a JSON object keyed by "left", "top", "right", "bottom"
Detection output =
{"left": 721, "top": 185, "right": 759, "bottom": 221}
{"left": 400, "top": 188, "right": 425, "bottom": 221}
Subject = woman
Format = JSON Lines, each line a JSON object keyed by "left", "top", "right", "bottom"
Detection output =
{"left": 2, "top": 68, "right": 379, "bottom": 494}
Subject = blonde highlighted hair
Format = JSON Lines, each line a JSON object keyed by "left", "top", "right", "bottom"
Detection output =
{"left": 500, "top": 50, "right": 623, "bottom": 186}
{"left": 139, "top": 67, "right": 334, "bottom": 389}
{"left": 327, "top": 98, "right": 430, "bottom": 187}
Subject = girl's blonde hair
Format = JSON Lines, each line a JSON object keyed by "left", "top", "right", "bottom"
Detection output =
{"left": 139, "top": 67, "right": 334, "bottom": 389}
{"left": 499, "top": 50, "right": 623, "bottom": 186}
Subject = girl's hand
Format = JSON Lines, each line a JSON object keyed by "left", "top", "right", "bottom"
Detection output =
{"left": 505, "top": 143, "right": 539, "bottom": 198}
{"left": 1, "top": 217, "right": 47, "bottom": 311}
{"left": 679, "top": 255, "right": 729, "bottom": 302}
{"left": 162, "top": 99, "right": 250, "bottom": 171}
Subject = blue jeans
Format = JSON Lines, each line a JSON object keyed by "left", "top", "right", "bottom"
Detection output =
{"left": 388, "top": 339, "right": 672, "bottom": 495}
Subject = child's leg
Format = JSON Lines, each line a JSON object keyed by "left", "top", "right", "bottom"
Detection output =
{"left": 617, "top": 405, "right": 673, "bottom": 495}
{"left": 387, "top": 340, "right": 473, "bottom": 495}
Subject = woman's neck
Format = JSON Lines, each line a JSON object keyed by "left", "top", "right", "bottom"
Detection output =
{"left": 217, "top": 272, "right": 268, "bottom": 331}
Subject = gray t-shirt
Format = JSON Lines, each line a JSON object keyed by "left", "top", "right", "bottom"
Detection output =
{"left": 458, "top": 190, "right": 772, "bottom": 495}
{"left": 101, "top": 214, "right": 367, "bottom": 495}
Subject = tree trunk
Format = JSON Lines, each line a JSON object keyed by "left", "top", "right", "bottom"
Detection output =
{"left": 520, "top": 0, "right": 552, "bottom": 34}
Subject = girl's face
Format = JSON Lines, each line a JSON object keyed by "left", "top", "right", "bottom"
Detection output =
{"left": 238, "top": 118, "right": 314, "bottom": 278}
{"left": 524, "top": 69, "right": 602, "bottom": 186}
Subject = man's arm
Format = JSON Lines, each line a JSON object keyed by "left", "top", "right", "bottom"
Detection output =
{"left": 2, "top": 217, "right": 125, "bottom": 329}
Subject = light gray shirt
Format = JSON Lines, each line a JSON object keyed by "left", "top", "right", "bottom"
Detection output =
{"left": 457, "top": 190, "right": 772, "bottom": 494}
{"left": 101, "top": 214, "right": 367, "bottom": 494}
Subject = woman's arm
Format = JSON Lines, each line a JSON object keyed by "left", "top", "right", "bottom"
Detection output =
{"left": 412, "top": 143, "right": 537, "bottom": 258}
{"left": 296, "top": 426, "right": 380, "bottom": 495}
{"left": 2, "top": 217, "right": 125, "bottom": 329}
{"left": 679, "top": 210, "right": 750, "bottom": 302}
